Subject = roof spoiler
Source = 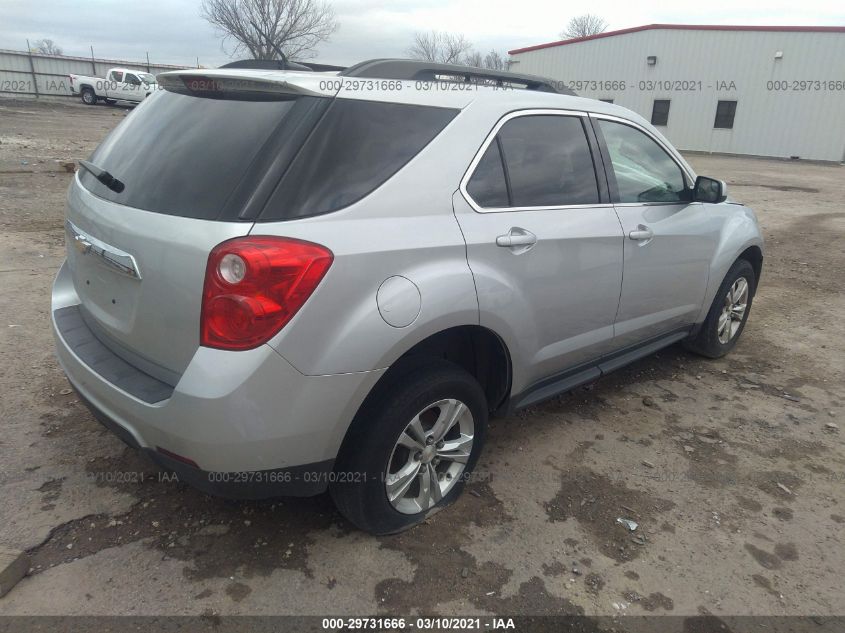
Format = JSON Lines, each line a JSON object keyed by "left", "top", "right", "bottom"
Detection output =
{"left": 156, "top": 69, "right": 337, "bottom": 99}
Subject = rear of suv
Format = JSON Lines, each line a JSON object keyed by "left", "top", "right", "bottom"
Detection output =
{"left": 52, "top": 60, "right": 763, "bottom": 534}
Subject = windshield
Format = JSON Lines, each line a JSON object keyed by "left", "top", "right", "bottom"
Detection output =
{"left": 138, "top": 73, "right": 155, "bottom": 84}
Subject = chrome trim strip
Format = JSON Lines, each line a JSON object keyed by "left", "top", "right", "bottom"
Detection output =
{"left": 613, "top": 201, "right": 703, "bottom": 208}
{"left": 458, "top": 108, "right": 609, "bottom": 214}
{"left": 65, "top": 220, "right": 142, "bottom": 280}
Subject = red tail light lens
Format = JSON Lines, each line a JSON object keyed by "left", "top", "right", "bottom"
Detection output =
{"left": 201, "top": 236, "right": 333, "bottom": 350}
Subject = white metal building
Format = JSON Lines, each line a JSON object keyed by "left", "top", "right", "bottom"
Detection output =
{"left": 508, "top": 25, "right": 845, "bottom": 162}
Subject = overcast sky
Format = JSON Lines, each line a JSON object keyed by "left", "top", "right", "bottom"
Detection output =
{"left": 1, "top": 0, "right": 842, "bottom": 68}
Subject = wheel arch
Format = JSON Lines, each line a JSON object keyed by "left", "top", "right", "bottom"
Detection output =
{"left": 396, "top": 325, "right": 512, "bottom": 413}
{"left": 79, "top": 84, "right": 97, "bottom": 103}
{"left": 737, "top": 244, "right": 763, "bottom": 291}
{"left": 346, "top": 325, "right": 512, "bottom": 440}
{"left": 694, "top": 205, "right": 763, "bottom": 325}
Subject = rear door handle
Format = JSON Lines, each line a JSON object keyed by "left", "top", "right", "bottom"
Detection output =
{"left": 496, "top": 227, "right": 537, "bottom": 249}
{"left": 628, "top": 225, "right": 654, "bottom": 241}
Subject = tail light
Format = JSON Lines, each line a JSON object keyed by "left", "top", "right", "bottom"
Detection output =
{"left": 201, "top": 236, "right": 333, "bottom": 350}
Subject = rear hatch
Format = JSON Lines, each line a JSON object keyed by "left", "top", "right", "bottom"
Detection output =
{"left": 65, "top": 71, "right": 336, "bottom": 382}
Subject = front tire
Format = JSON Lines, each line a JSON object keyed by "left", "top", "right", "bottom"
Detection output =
{"left": 81, "top": 87, "right": 97, "bottom": 105}
{"left": 685, "top": 259, "right": 756, "bottom": 358}
{"left": 330, "top": 360, "right": 488, "bottom": 535}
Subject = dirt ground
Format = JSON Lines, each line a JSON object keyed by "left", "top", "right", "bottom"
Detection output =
{"left": 0, "top": 98, "right": 843, "bottom": 619}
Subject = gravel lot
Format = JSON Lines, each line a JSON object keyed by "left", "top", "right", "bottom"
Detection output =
{"left": 0, "top": 98, "right": 843, "bottom": 619}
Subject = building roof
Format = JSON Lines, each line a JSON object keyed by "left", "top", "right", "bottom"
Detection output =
{"left": 508, "top": 24, "right": 845, "bottom": 55}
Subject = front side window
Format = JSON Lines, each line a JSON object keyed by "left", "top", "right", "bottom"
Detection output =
{"left": 466, "top": 114, "right": 599, "bottom": 209}
{"left": 125, "top": 73, "right": 141, "bottom": 86}
{"left": 597, "top": 119, "right": 687, "bottom": 203}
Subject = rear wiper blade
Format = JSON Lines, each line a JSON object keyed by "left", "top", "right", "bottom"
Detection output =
{"left": 78, "top": 160, "right": 125, "bottom": 193}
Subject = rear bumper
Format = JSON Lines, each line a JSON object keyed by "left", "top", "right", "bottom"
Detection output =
{"left": 75, "top": 387, "right": 334, "bottom": 498}
{"left": 51, "top": 260, "right": 384, "bottom": 498}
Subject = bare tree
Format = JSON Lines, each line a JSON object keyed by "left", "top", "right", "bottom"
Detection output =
{"left": 201, "top": 0, "right": 338, "bottom": 61}
{"left": 32, "top": 39, "right": 63, "bottom": 56}
{"left": 462, "top": 49, "right": 509, "bottom": 70}
{"left": 483, "top": 50, "right": 506, "bottom": 70}
{"left": 462, "top": 50, "right": 483, "bottom": 68}
{"left": 407, "top": 31, "right": 474, "bottom": 64}
{"left": 560, "top": 14, "right": 608, "bottom": 39}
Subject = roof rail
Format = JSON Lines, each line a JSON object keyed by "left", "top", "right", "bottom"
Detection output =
{"left": 340, "top": 59, "right": 575, "bottom": 95}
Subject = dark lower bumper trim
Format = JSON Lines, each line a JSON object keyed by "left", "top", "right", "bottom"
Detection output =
{"left": 75, "top": 386, "right": 334, "bottom": 499}
{"left": 55, "top": 305, "right": 175, "bottom": 404}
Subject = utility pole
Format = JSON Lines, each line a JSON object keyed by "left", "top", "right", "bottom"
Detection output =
{"left": 25, "top": 39, "right": 40, "bottom": 97}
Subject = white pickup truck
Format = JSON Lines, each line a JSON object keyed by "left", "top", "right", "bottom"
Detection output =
{"left": 69, "top": 68, "right": 157, "bottom": 105}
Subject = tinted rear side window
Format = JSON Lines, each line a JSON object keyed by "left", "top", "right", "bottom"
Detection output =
{"left": 497, "top": 116, "right": 599, "bottom": 207}
{"left": 261, "top": 100, "right": 457, "bottom": 220}
{"left": 80, "top": 91, "right": 313, "bottom": 220}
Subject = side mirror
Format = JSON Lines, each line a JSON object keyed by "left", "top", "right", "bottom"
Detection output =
{"left": 694, "top": 176, "right": 727, "bottom": 203}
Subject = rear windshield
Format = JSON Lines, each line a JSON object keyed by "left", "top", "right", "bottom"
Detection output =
{"left": 82, "top": 91, "right": 457, "bottom": 222}
{"left": 79, "top": 91, "right": 313, "bottom": 220}
{"left": 259, "top": 100, "right": 458, "bottom": 221}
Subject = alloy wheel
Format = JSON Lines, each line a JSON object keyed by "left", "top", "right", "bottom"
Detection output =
{"left": 385, "top": 398, "right": 474, "bottom": 515}
{"left": 718, "top": 277, "right": 749, "bottom": 344}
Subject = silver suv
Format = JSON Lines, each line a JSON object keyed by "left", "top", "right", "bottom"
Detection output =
{"left": 52, "top": 60, "right": 763, "bottom": 534}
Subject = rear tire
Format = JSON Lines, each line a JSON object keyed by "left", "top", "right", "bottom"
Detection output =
{"left": 330, "top": 360, "right": 488, "bottom": 535}
{"left": 81, "top": 87, "right": 96, "bottom": 105}
{"left": 685, "top": 259, "right": 756, "bottom": 358}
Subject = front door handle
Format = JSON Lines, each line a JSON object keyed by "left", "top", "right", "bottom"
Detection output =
{"left": 496, "top": 227, "right": 537, "bottom": 249}
{"left": 628, "top": 225, "right": 654, "bottom": 241}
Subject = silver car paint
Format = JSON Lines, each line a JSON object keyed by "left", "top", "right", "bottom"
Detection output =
{"left": 259, "top": 146, "right": 480, "bottom": 375}
{"left": 610, "top": 198, "right": 718, "bottom": 348}
{"left": 693, "top": 204, "right": 764, "bottom": 323}
{"left": 54, "top": 260, "right": 385, "bottom": 470}
{"left": 65, "top": 176, "right": 251, "bottom": 380}
{"left": 52, "top": 77, "right": 763, "bottom": 474}
{"left": 452, "top": 190, "right": 624, "bottom": 394}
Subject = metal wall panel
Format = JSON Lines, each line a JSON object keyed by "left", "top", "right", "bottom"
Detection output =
{"left": 0, "top": 49, "right": 190, "bottom": 98}
{"left": 510, "top": 30, "right": 845, "bottom": 161}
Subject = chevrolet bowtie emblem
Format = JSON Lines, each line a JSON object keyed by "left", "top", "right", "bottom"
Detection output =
{"left": 66, "top": 220, "right": 142, "bottom": 280}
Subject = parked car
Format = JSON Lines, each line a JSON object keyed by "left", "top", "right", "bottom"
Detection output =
{"left": 52, "top": 60, "right": 763, "bottom": 534}
{"left": 69, "top": 68, "right": 156, "bottom": 105}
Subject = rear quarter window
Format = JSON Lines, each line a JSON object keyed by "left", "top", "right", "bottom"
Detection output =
{"left": 259, "top": 100, "right": 458, "bottom": 221}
